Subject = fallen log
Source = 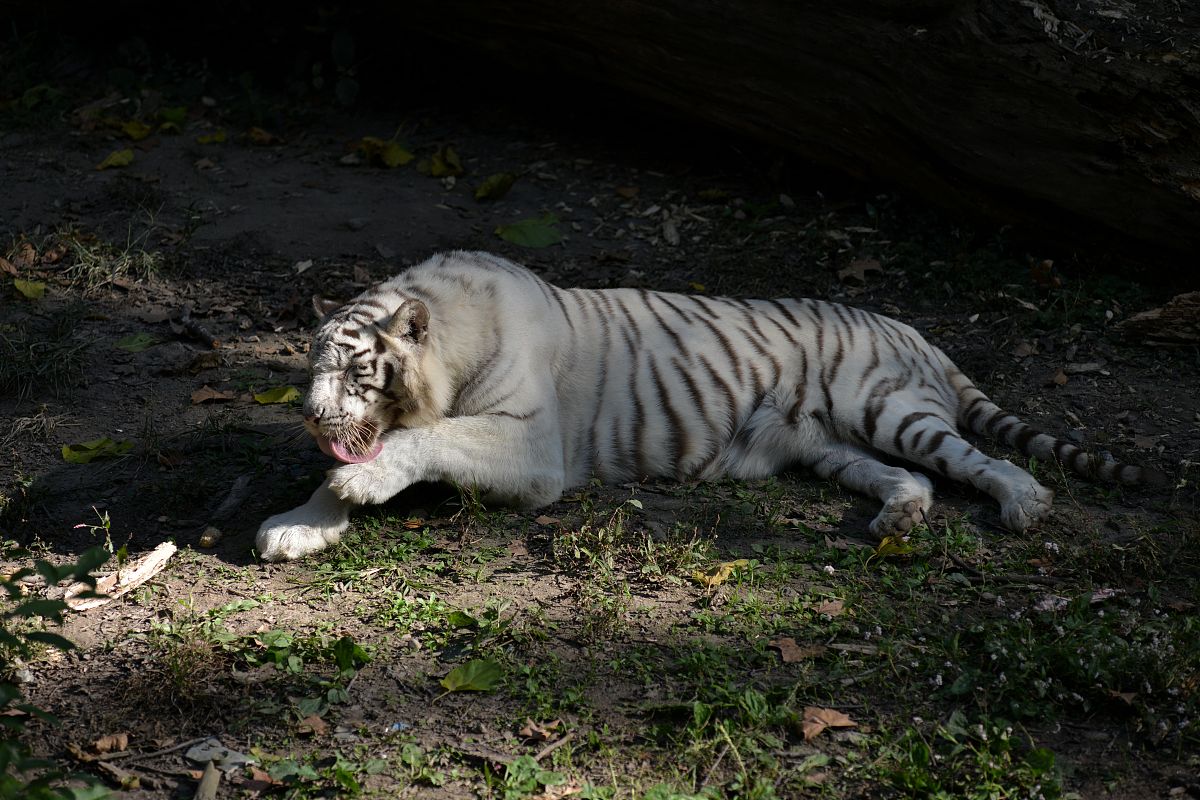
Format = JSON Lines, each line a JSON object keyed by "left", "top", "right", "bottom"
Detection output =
{"left": 405, "top": 0, "right": 1200, "bottom": 263}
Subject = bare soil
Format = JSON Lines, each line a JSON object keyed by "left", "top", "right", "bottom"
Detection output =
{"left": 2, "top": 65, "right": 1198, "bottom": 799}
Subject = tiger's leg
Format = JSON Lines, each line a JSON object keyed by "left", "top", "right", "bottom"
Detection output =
{"left": 807, "top": 444, "right": 936, "bottom": 537}
{"left": 256, "top": 478, "right": 353, "bottom": 561}
{"left": 328, "top": 414, "right": 566, "bottom": 510}
{"left": 721, "top": 395, "right": 933, "bottom": 537}
{"left": 886, "top": 415, "right": 1053, "bottom": 532}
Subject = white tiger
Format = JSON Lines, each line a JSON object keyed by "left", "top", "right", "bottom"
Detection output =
{"left": 256, "top": 251, "right": 1160, "bottom": 561}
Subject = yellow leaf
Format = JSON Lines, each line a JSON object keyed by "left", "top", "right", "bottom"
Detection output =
{"left": 96, "top": 149, "right": 134, "bottom": 170}
{"left": 13, "top": 279, "right": 46, "bottom": 299}
{"left": 247, "top": 126, "right": 280, "bottom": 145}
{"left": 418, "top": 145, "right": 463, "bottom": 177}
{"left": 380, "top": 141, "right": 413, "bottom": 168}
{"left": 474, "top": 172, "right": 517, "bottom": 201}
{"left": 121, "top": 120, "right": 152, "bottom": 141}
{"left": 254, "top": 386, "right": 301, "bottom": 405}
{"left": 691, "top": 558, "right": 750, "bottom": 588}
{"left": 357, "top": 136, "right": 413, "bottom": 167}
{"left": 871, "top": 535, "right": 915, "bottom": 561}
{"left": 62, "top": 438, "right": 134, "bottom": 464}
{"left": 689, "top": 281, "right": 707, "bottom": 292}
{"left": 196, "top": 129, "right": 226, "bottom": 144}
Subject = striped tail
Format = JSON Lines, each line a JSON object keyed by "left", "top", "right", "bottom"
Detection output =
{"left": 946, "top": 368, "right": 1167, "bottom": 487}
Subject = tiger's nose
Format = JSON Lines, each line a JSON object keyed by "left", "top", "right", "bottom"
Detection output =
{"left": 304, "top": 404, "right": 325, "bottom": 423}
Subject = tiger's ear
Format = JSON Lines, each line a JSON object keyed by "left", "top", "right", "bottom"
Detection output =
{"left": 384, "top": 299, "right": 429, "bottom": 343}
{"left": 312, "top": 296, "right": 342, "bottom": 320}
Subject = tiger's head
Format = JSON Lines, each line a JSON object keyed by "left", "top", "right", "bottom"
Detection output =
{"left": 302, "top": 294, "right": 433, "bottom": 464}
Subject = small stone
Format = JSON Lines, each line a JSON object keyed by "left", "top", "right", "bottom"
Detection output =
{"left": 198, "top": 526, "right": 223, "bottom": 548}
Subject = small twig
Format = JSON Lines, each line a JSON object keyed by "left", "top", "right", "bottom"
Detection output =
{"left": 534, "top": 732, "right": 574, "bottom": 763}
{"left": 111, "top": 735, "right": 213, "bottom": 764}
{"left": 947, "top": 551, "right": 982, "bottom": 576}
{"left": 968, "top": 572, "right": 1065, "bottom": 587}
{"left": 697, "top": 743, "right": 729, "bottom": 791}
{"left": 839, "top": 665, "right": 883, "bottom": 687}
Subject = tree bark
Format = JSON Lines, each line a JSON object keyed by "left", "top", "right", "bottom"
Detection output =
{"left": 407, "top": 0, "right": 1200, "bottom": 264}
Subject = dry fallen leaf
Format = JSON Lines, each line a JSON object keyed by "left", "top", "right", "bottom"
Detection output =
{"left": 529, "top": 785, "right": 583, "bottom": 800}
{"left": 837, "top": 258, "right": 882, "bottom": 284}
{"left": 12, "top": 242, "right": 37, "bottom": 268}
{"left": 0, "top": 256, "right": 16, "bottom": 276}
{"left": 1011, "top": 341, "right": 1035, "bottom": 358}
{"left": 1052, "top": 368, "right": 1069, "bottom": 386}
{"left": 769, "top": 637, "right": 827, "bottom": 663}
{"left": 518, "top": 717, "right": 561, "bottom": 741}
{"left": 811, "top": 599, "right": 846, "bottom": 617}
{"left": 799, "top": 706, "right": 857, "bottom": 741}
{"left": 297, "top": 714, "right": 329, "bottom": 736}
{"left": 535, "top": 515, "right": 560, "bottom": 526}
{"left": 41, "top": 243, "right": 68, "bottom": 265}
{"left": 246, "top": 126, "right": 281, "bottom": 145}
{"left": 191, "top": 385, "right": 237, "bottom": 404}
{"left": 1108, "top": 690, "right": 1137, "bottom": 706}
{"left": 615, "top": 186, "right": 639, "bottom": 199}
{"left": 93, "top": 732, "right": 129, "bottom": 754}
{"left": 1030, "top": 259, "right": 1062, "bottom": 289}
{"left": 1133, "top": 435, "right": 1158, "bottom": 450}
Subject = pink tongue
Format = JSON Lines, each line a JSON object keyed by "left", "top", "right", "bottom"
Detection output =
{"left": 316, "top": 434, "right": 383, "bottom": 464}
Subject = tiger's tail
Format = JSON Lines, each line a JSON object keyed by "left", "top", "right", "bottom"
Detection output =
{"left": 945, "top": 367, "right": 1167, "bottom": 487}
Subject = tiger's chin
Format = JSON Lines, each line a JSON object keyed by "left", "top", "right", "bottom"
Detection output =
{"left": 313, "top": 432, "right": 385, "bottom": 464}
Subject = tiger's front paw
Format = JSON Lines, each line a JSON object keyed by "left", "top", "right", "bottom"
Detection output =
{"left": 257, "top": 507, "right": 349, "bottom": 561}
{"left": 328, "top": 461, "right": 408, "bottom": 506}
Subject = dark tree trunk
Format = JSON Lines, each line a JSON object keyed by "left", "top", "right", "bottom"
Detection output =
{"left": 407, "top": 0, "right": 1200, "bottom": 265}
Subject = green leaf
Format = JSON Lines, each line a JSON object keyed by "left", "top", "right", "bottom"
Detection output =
{"left": 447, "top": 610, "right": 478, "bottom": 628}
{"left": 96, "top": 149, "right": 134, "bottom": 170}
{"left": 159, "top": 106, "right": 188, "bottom": 126}
{"left": 254, "top": 386, "right": 301, "bottom": 404}
{"left": 474, "top": 172, "right": 517, "bottom": 201}
{"left": 13, "top": 278, "right": 46, "bottom": 299}
{"left": 114, "top": 332, "right": 162, "bottom": 352}
{"left": 332, "top": 635, "right": 371, "bottom": 672}
{"left": 72, "top": 547, "right": 111, "bottom": 578}
{"left": 196, "top": 129, "right": 226, "bottom": 144}
{"left": 439, "top": 658, "right": 503, "bottom": 693}
{"left": 61, "top": 437, "right": 134, "bottom": 464}
{"left": 495, "top": 214, "right": 562, "bottom": 248}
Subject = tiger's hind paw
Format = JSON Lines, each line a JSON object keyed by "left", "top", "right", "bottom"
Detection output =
{"left": 869, "top": 474, "right": 934, "bottom": 538}
{"left": 999, "top": 482, "right": 1054, "bottom": 533}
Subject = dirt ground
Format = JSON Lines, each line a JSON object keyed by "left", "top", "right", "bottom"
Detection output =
{"left": 2, "top": 47, "right": 1199, "bottom": 800}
